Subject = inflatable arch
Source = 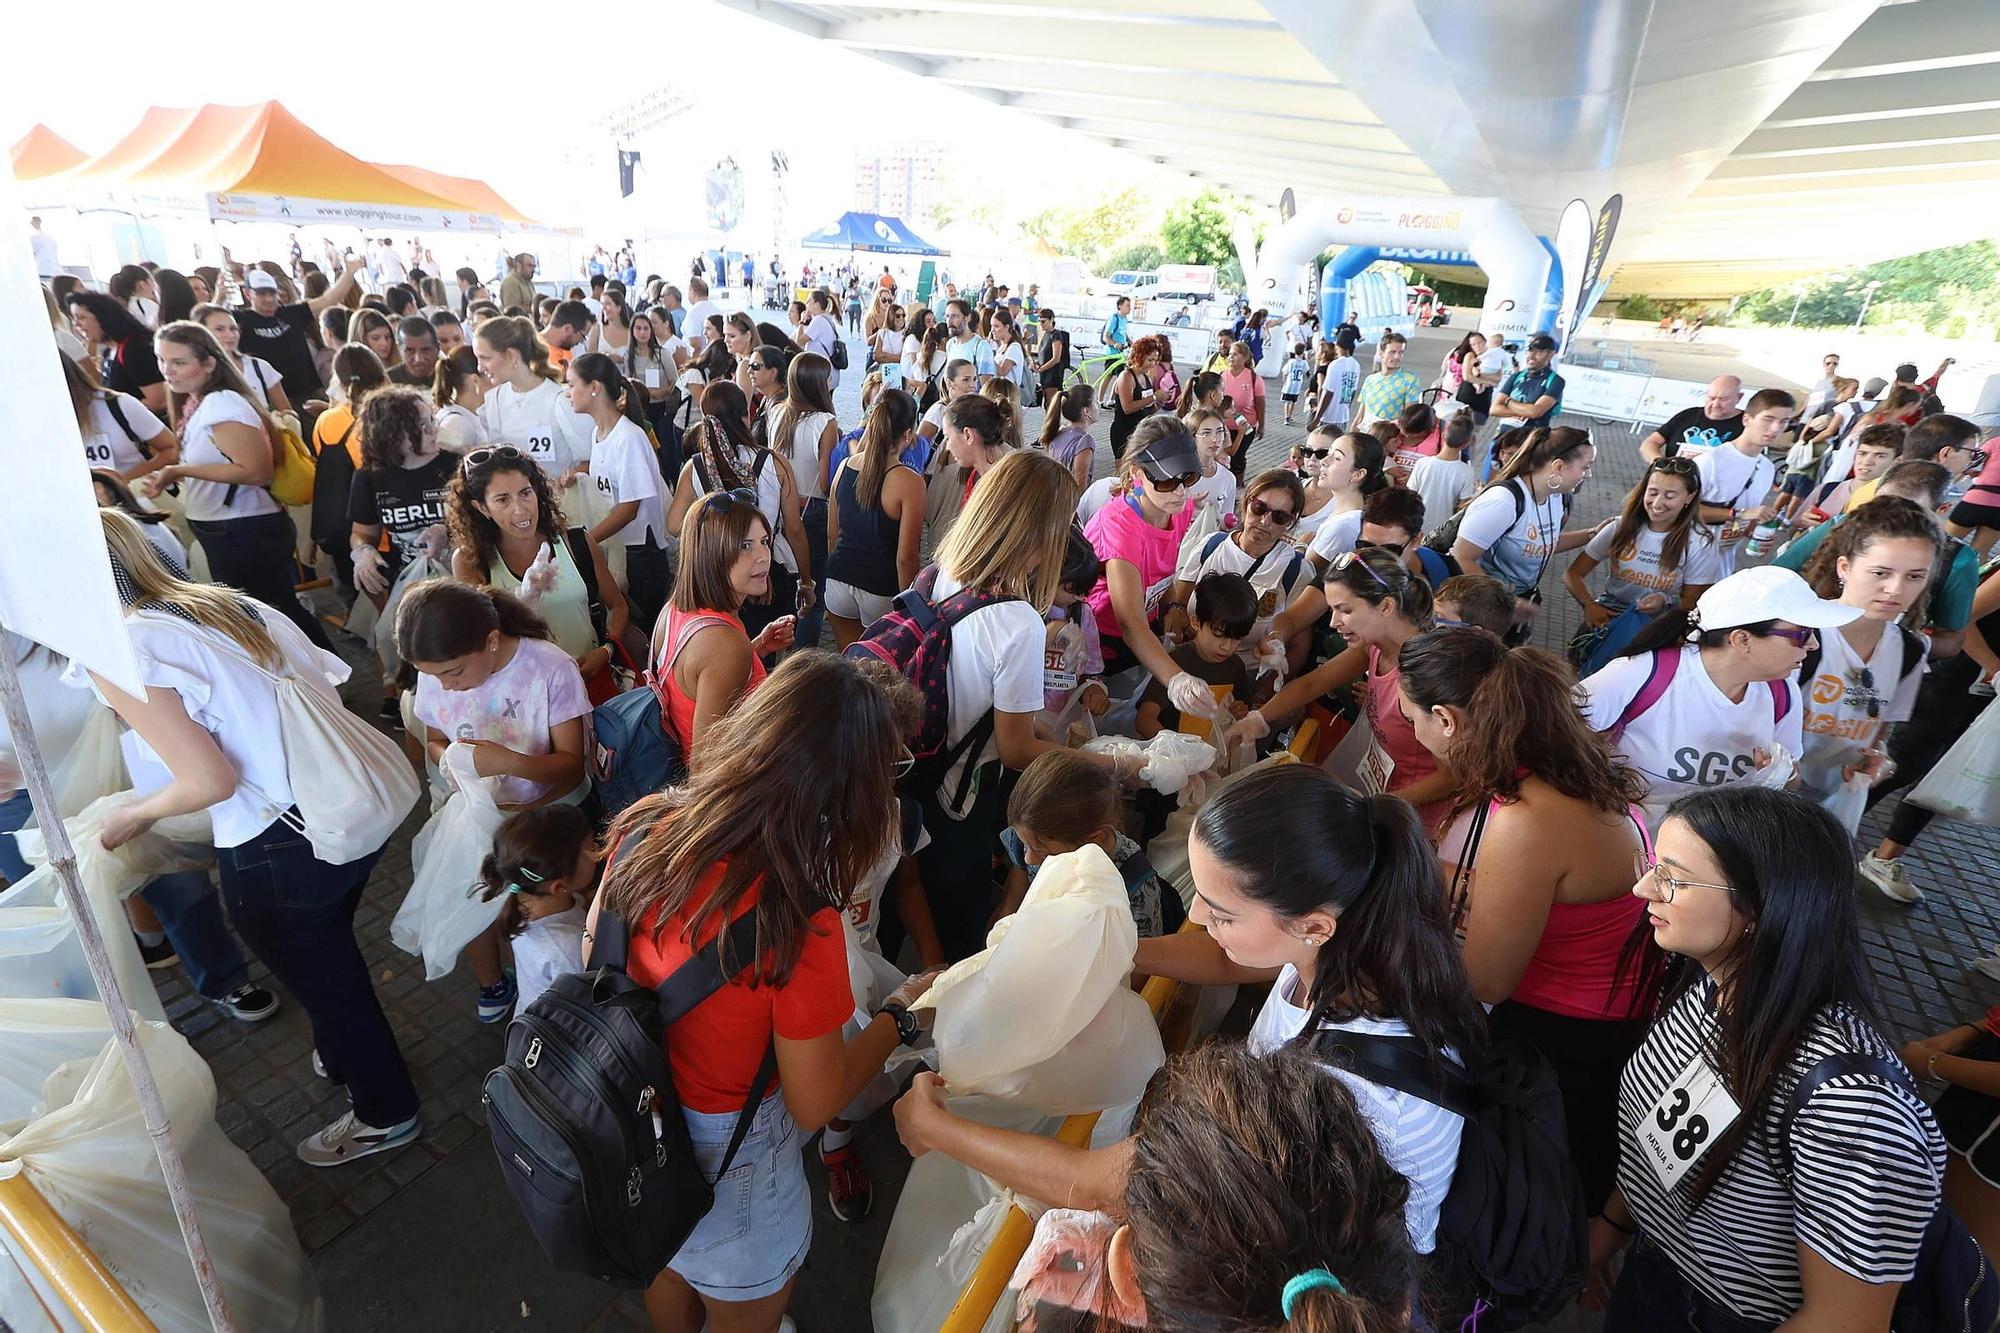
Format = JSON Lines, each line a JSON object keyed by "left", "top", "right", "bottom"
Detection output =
{"left": 1241, "top": 194, "right": 1553, "bottom": 344}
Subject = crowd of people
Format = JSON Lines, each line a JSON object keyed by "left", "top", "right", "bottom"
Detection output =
{"left": 11, "top": 245, "right": 2000, "bottom": 1333}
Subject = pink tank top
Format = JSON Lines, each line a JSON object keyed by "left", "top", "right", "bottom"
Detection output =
{"left": 653, "top": 606, "right": 767, "bottom": 751}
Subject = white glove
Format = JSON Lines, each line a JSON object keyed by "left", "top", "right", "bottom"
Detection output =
{"left": 1110, "top": 751, "right": 1147, "bottom": 786}
{"left": 351, "top": 543, "right": 389, "bottom": 596}
{"left": 1255, "top": 636, "right": 1288, "bottom": 685}
{"left": 1226, "top": 710, "right": 1272, "bottom": 750}
{"left": 518, "top": 542, "right": 559, "bottom": 604}
{"left": 1167, "top": 671, "right": 1220, "bottom": 719}
{"left": 419, "top": 524, "right": 451, "bottom": 564}
{"left": 1745, "top": 743, "right": 1796, "bottom": 790}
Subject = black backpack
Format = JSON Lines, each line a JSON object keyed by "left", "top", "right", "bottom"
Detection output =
{"left": 1314, "top": 1029, "right": 1587, "bottom": 1330}
{"left": 1780, "top": 1052, "right": 2000, "bottom": 1333}
{"left": 483, "top": 907, "right": 775, "bottom": 1288}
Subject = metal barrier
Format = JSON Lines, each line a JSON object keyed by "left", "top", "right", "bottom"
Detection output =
{"left": 937, "top": 934, "right": 1203, "bottom": 1333}
{"left": 0, "top": 1174, "right": 155, "bottom": 1331}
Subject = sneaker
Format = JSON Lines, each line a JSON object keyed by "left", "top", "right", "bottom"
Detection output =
{"left": 821, "top": 1141, "right": 874, "bottom": 1223}
{"left": 1858, "top": 852, "right": 1921, "bottom": 904}
{"left": 296, "top": 1110, "right": 419, "bottom": 1168}
{"left": 212, "top": 983, "right": 279, "bottom": 1022}
{"left": 137, "top": 936, "right": 179, "bottom": 970}
{"left": 477, "top": 976, "right": 517, "bottom": 1024}
{"left": 1976, "top": 955, "right": 2000, "bottom": 984}
{"left": 1973, "top": 678, "right": 1996, "bottom": 698}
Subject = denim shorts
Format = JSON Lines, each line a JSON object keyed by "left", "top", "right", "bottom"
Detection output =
{"left": 669, "top": 1092, "right": 810, "bottom": 1302}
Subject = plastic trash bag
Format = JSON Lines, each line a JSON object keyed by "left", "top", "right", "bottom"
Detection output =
{"left": 1081, "top": 733, "right": 1216, "bottom": 796}
{"left": 1821, "top": 773, "right": 1872, "bottom": 836}
{"left": 1743, "top": 742, "right": 1797, "bottom": 791}
{"left": 391, "top": 743, "right": 511, "bottom": 979}
{"left": 0, "top": 998, "right": 322, "bottom": 1332}
{"left": 839, "top": 921, "right": 930, "bottom": 1124}
{"left": 375, "top": 553, "right": 446, "bottom": 682}
{"left": 1148, "top": 752, "right": 1298, "bottom": 909}
{"left": 48, "top": 705, "right": 126, "bottom": 820}
{"left": 1909, "top": 703, "right": 2000, "bottom": 827}
{"left": 1173, "top": 499, "right": 1224, "bottom": 582}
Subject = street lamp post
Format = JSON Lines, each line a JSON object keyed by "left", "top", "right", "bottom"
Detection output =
{"left": 1852, "top": 279, "right": 1883, "bottom": 332}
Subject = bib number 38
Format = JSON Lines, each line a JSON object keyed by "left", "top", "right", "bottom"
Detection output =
{"left": 1639, "top": 1052, "right": 1742, "bottom": 1190}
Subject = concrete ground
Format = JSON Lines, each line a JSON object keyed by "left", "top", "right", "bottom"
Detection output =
{"left": 127, "top": 320, "right": 1998, "bottom": 1331}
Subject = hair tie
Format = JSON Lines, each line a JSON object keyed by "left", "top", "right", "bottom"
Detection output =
{"left": 1281, "top": 1268, "right": 1346, "bottom": 1317}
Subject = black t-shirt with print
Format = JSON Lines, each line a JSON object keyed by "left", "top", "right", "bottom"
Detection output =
{"left": 1140, "top": 641, "right": 1251, "bottom": 731}
{"left": 104, "top": 336, "right": 163, "bottom": 398}
{"left": 1655, "top": 406, "right": 1745, "bottom": 457}
{"left": 349, "top": 454, "right": 456, "bottom": 568}
{"left": 233, "top": 302, "right": 323, "bottom": 401}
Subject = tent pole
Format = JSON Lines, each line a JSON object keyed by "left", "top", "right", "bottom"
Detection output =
{"left": 0, "top": 626, "right": 237, "bottom": 1333}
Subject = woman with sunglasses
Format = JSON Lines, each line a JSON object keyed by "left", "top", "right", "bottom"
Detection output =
{"left": 1165, "top": 469, "right": 1311, "bottom": 666}
{"left": 1791, "top": 497, "right": 1937, "bottom": 833}
{"left": 447, "top": 446, "right": 628, "bottom": 692}
{"left": 1580, "top": 567, "right": 1858, "bottom": 833}
{"left": 869, "top": 302, "right": 907, "bottom": 391}
{"left": 1565, "top": 456, "right": 1721, "bottom": 676}
{"left": 1587, "top": 786, "right": 1945, "bottom": 1332}
{"left": 1232, "top": 549, "right": 1457, "bottom": 824}
{"left": 1296, "top": 427, "right": 1386, "bottom": 569}
{"left": 1081, "top": 419, "right": 1223, "bottom": 722}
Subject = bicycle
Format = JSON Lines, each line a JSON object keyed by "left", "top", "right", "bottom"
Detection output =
{"left": 1061, "top": 345, "right": 1129, "bottom": 406}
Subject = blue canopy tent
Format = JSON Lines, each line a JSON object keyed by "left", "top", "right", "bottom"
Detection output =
{"left": 800, "top": 211, "right": 946, "bottom": 256}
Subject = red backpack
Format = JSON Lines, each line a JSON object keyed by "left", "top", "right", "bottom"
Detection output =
{"left": 844, "top": 565, "right": 1018, "bottom": 804}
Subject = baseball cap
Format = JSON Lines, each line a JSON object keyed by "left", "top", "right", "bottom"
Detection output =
{"left": 1692, "top": 567, "right": 1861, "bottom": 634}
{"left": 1134, "top": 430, "right": 1203, "bottom": 486}
{"left": 1526, "top": 333, "right": 1557, "bottom": 352}
{"left": 1862, "top": 376, "right": 1888, "bottom": 398}
{"left": 244, "top": 270, "right": 279, "bottom": 292}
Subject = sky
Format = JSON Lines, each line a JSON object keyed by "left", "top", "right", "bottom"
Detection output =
{"left": 3, "top": 0, "right": 1188, "bottom": 254}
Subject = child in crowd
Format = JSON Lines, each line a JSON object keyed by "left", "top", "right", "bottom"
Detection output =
{"left": 1816, "top": 422, "right": 1904, "bottom": 518}
{"left": 1043, "top": 529, "right": 1110, "bottom": 740}
{"left": 1279, "top": 343, "right": 1311, "bottom": 425}
{"left": 476, "top": 805, "right": 595, "bottom": 1014}
{"left": 1435, "top": 573, "right": 1516, "bottom": 638}
{"left": 1407, "top": 414, "right": 1478, "bottom": 534}
{"left": 998, "top": 749, "right": 1184, "bottom": 940}
{"left": 1137, "top": 572, "right": 1257, "bottom": 736}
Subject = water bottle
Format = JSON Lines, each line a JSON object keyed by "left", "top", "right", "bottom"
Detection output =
{"left": 1745, "top": 517, "right": 1784, "bottom": 557}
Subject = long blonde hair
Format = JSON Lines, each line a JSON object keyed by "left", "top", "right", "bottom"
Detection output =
{"left": 934, "top": 450, "right": 1078, "bottom": 609}
{"left": 476, "top": 315, "right": 560, "bottom": 383}
{"left": 101, "top": 509, "right": 281, "bottom": 667}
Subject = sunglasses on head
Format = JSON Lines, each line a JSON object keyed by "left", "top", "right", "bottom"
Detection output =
{"left": 461, "top": 444, "right": 528, "bottom": 472}
{"left": 701, "top": 487, "right": 760, "bottom": 515}
{"left": 1650, "top": 457, "right": 1699, "bottom": 478}
{"left": 1330, "top": 549, "right": 1393, "bottom": 593}
{"left": 1247, "top": 497, "right": 1298, "bottom": 527}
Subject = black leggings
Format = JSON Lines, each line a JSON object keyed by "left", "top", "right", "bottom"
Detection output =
{"left": 1869, "top": 650, "right": 1990, "bottom": 847}
{"left": 191, "top": 512, "right": 333, "bottom": 650}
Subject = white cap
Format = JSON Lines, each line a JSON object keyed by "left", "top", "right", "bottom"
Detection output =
{"left": 244, "top": 270, "right": 279, "bottom": 292}
{"left": 1692, "top": 566, "right": 1862, "bottom": 634}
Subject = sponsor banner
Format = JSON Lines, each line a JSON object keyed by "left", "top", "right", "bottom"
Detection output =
{"left": 1553, "top": 199, "right": 1592, "bottom": 355}
{"left": 1561, "top": 366, "right": 1649, "bottom": 422}
{"left": 207, "top": 192, "right": 500, "bottom": 231}
{"left": 1635, "top": 377, "right": 1718, "bottom": 424}
{"left": 1570, "top": 195, "right": 1623, "bottom": 336}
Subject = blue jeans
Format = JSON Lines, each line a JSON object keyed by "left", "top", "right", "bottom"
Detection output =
{"left": 0, "top": 791, "right": 247, "bottom": 1000}
{"left": 217, "top": 814, "right": 418, "bottom": 1128}
{"left": 1607, "top": 1238, "right": 1776, "bottom": 1333}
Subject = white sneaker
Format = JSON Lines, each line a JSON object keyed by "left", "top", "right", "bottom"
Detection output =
{"left": 297, "top": 1110, "right": 418, "bottom": 1168}
{"left": 1858, "top": 852, "right": 1921, "bottom": 904}
{"left": 1976, "top": 956, "right": 2000, "bottom": 984}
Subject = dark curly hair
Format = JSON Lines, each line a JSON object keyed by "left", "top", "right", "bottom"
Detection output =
{"left": 447, "top": 450, "right": 568, "bottom": 576}
{"left": 357, "top": 386, "right": 433, "bottom": 472}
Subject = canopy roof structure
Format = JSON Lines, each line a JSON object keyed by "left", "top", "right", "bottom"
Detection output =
{"left": 727, "top": 0, "right": 2000, "bottom": 301}
{"left": 9, "top": 125, "right": 86, "bottom": 180}
{"left": 26, "top": 102, "right": 543, "bottom": 232}
{"left": 802, "top": 211, "right": 946, "bottom": 255}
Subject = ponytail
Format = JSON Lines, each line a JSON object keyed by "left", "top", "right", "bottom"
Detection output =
{"left": 855, "top": 388, "right": 918, "bottom": 509}
{"left": 1038, "top": 384, "right": 1093, "bottom": 446}
{"left": 1495, "top": 425, "right": 1591, "bottom": 486}
{"left": 571, "top": 351, "right": 646, "bottom": 430}
{"left": 697, "top": 381, "right": 758, "bottom": 490}
{"left": 942, "top": 392, "right": 1011, "bottom": 454}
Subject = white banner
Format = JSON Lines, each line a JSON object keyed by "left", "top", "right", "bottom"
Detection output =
{"left": 1561, "top": 366, "right": 1650, "bottom": 422}
{"left": 1048, "top": 316, "right": 1212, "bottom": 371}
{"left": 1635, "top": 377, "right": 1718, "bottom": 425}
{"left": 208, "top": 192, "right": 502, "bottom": 232}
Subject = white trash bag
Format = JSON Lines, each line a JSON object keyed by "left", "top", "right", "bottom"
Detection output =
{"left": 0, "top": 998, "right": 323, "bottom": 1332}
{"left": 48, "top": 705, "right": 126, "bottom": 820}
{"left": 1082, "top": 732, "right": 1215, "bottom": 796}
{"left": 1911, "top": 703, "right": 2000, "bottom": 826}
{"left": 391, "top": 744, "right": 510, "bottom": 980}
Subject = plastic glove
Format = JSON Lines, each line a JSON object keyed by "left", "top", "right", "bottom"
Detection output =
{"left": 1254, "top": 636, "right": 1288, "bottom": 684}
{"left": 351, "top": 543, "right": 389, "bottom": 596}
{"left": 1167, "top": 671, "right": 1221, "bottom": 719}
{"left": 885, "top": 969, "right": 941, "bottom": 1032}
{"left": 517, "top": 542, "right": 558, "bottom": 604}
{"left": 1225, "top": 710, "right": 1272, "bottom": 751}
{"left": 419, "top": 524, "right": 451, "bottom": 563}
{"left": 1110, "top": 750, "right": 1147, "bottom": 786}
{"left": 1745, "top": 743, "right": 1796, "bottom": 790}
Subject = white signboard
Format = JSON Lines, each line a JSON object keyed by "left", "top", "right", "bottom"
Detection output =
{"left": 1561, "top": 366, "right": 1650, "bottom": 422}
{"left": 209, "top": 192, "right": 502, "bottom": 232}
{"left": 1131, "top": 321, "right": 1214, "bottom": 370}
{"left": 0, "top": 166, "right": 142, "bottom": 692}
{"left": 1154, "top": 263, "right": 1216, "bottom": 293}
{"left": 1635, "top": 377, "right": 1717, "bottom": 425}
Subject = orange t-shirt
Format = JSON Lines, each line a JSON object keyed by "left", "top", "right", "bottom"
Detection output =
{"left": 626, "top": 863, "right": 851, "bottom": 1114}
{"left": 547, "top": 344, "right": 574, "bottom": 375}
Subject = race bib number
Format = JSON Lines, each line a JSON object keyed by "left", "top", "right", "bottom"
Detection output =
{"left": 84, "top": 436, "right": 115, "bottom": 464}
{"left": 526, "top": 434, "right": 555, "bottom": 458}
{"left": 1357, "top": 739, "right": 1395, "bottom": 795}
{"left": 1638, "top": 1050, "right": 1741, "bottom": 1190}
{"left": 642, "top": 368, "right": 661, "bottom": 389}
{"left": 595, "top": 473, "right": 615, "bottom": 500}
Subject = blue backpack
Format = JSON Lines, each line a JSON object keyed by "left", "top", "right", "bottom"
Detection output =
{"left": 590, "top": 684, "right": 686, "bottom": 818}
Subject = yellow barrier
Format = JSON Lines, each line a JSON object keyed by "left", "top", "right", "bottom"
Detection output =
{"left": 1286, "top": 717, "right": 1320, "bottom": 761}
{"left": 0, "top": 1174, "right": 155, "bottom": 1331}
{"left": 938, "top": 924, "right": 1201, "bottom": 1333}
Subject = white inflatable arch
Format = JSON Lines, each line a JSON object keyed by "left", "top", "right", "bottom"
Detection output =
{"left": 1242, "top": 194, "right": 1551, "bottom": 343}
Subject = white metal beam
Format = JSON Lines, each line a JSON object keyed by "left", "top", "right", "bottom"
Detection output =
{"left": 816, "top": 12, "right": 1329, "bottom": 81}
{"left": 927, "top": 58, "right": 1377, "bottom": 121}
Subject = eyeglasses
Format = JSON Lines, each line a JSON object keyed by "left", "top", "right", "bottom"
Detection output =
{"left": 892, "top": 746, "right": 915, "bottom": 779}
{"left": 1247, "top": 497, "right": 1298, "bottom": 527}
{"left": 1299, "top": 446, "right": 1331, "bottom": 460}
{"left": 1143, "top": 470, "right": 1202, "bottom": 492}
{"left": 1757, "top": 625, "right": 1817, "bottom": 649}
{"left": 1634, "top": 852, "right": 1736, "bottom": 904}
{"left": 1355, "top": 537, "right": 1408, "bottom": 555}
{"left": 1330, "top": 549, "right": 1392, "bottom": 593}
{"left": 461, "top": 444, "right": 527, "bottom": 472}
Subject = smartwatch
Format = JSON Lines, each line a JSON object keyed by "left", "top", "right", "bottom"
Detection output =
{"left": 878, "top": 1000, "right": 920, "bottom": 1046}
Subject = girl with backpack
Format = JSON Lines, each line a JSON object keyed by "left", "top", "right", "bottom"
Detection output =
{"left": 397, "top": 579, "right": 592, "bottom": 1024}
{"left": 1398, "top": 626, "right": 1652, "bottom": 1212}
{"left": 1578, "top": 567, "right": 1859, "bottom": 833}
{"left": 1450, "top": 426, "right": 1601, "bottom": 641}
{"left": 1232, "top": 549, "right": 1458, "bottom": 824}
{"left": 769, "top": 353, "right": 840, "bottom": 650}
{"left": 1792, "top": 497, "right": 1937, "bottom": 832}
{"left": 584, "top": 652, "right": 939, "bottom": 1331}
{"left": 666, "top": 381, "right": 815, "bottom": 645}
{"left": 652, "top": 491, "right": 797, "bottom": 757}
{"left": 86, "top": 510, "right": 419, "bottom": 1167}
{"left": 62, "top": 350, "right": 179, "bottom": 484}
{"left": 898, "top": 762, "right": 1486, "bottom": 1259}
{"left": 824, "top": 388, "right": 924, "bottom": 648}
{"left": 1564, "top": 455, "right": 1721, "bottom": 676}
{"left": 568, "top": 353, "right": 673, "bottom": 632}
{"left": 1588, "top": 786, "right": 1949, "bottom": 1331}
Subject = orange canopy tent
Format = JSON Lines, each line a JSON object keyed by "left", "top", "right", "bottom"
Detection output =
{"left": 30, "top": 101, "right": 542, "bottom": 231}
{"left": 8, "top": 125, "right": 87, "bottom": 181}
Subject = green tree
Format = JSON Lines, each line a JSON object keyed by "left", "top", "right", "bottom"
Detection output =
{"left": 1160, "top": 188, "right": 1244, "bottom": 268}
{"left": 1100, "top": 241, "right": 1165, "bottom": 275}
{"left": 1735, "top": 240, "right": 2000, "bottom": 331}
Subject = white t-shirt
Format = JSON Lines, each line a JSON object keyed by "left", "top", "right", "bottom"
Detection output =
{"left": 1317, "top": 356, "right": 1360, "bottom": 426}
{"left": 1694, "top": 445, "right": 1777, "bottom": 573}
{"left": 785, "top": 411, "right": 835, "bottom": 501}
{"left": 1305, "top": 507, "right": 1365, "bottom": 564}
{"left": 990, "top": 340, "right": 1025, "bottom": 387}
{"left": 1581, "top": 523, "right": 1724, "bottom": 611}
{"left": 932, "top": 569, "right": 1044, "bottom": 819}
{"left": 1579, "top": 644, "right": 1806, "bottom": 831}
{"left": 1456, "top": 481, "right": 1566, "bottom": 595}
{"left": 237, "top": 355, "right": 282, "bottom": 410}
{"left": 589, "top": 416, "right": 667, "bottom": 547}
{"left": 435, "top": 403, "right": 487, "bottom": 455}
{"left": 1177, "top": 532, "right": 1310, "bottom": 659}
{"left": 375, "top": 247, "right": 408, "bottom": 286}
{"left": 512, "top": 906, "right": 586, "bottom": 1014}
{"left": 1246, "top": 965, "right": 1462, "bottom": 1255}
{"left": 79, "top": 607, "right": 352, "bottom": 847}
{"left": 684, "top": 300, "right": 721, "bottom": 350}
{"left": 127, "top": 296, "right": 160, "bottom": 328}
{"left": 82, "top": 394, "right": 167, "bottom": 474}
{"left": 873, "top": 328, "right": 907, "bottom": 388}
{"left": 1185, "top": 466, "right": 1238, "bottom": 519}
{"left": 804, "top": 313, "right": 842, "bottom": 389}
{"left": 179, "top": 390, "right": 278, "bottom": 521}
{"left": 479, "top": 379, "right": 584, "bottom": 472}
{"left": 1407, "top": 456, "right": 1476, "bottom": 535}
{"left": 31, "top": 230, "right": 59, "bottom": 277}
{"left": 946, "top": 334, "right": 993, "bottom": 378}
{"left": 1797, "top": 625, "right": 1924, "bottom": 802}
{"left": 413, "top": 637, "right": 592, "bottom": 807}
{"left": 1076, "top": 475, "right": 1118, "bottom": 527}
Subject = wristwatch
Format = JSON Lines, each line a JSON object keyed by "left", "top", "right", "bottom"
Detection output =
{"left": 878, "top": 1000, "right": 920, "bottom": 1046}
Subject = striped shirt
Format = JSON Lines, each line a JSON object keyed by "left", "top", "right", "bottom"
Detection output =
{"left": 1247, "top": 965, "right": 1463, "bottom": 1254}
{"left": 1617, "top": 982, "right": 1944, "bottom": 1321}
